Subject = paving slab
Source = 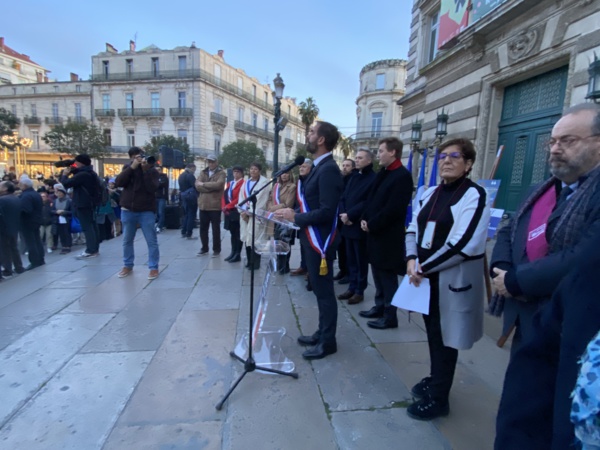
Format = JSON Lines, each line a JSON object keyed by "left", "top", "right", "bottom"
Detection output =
{"left": 331, "top": 409, "right": 450, "bottom": 450}
{"left": 46, "top": 265, "right": 119, "bottom": 288}
{"left": 0, "top": 287, "right": 86, "bottom": 350}
{"left": 82, "top": 287, "right": 191, "bottom": 353}
{"left": 0, "top": 313, "right": 114, "bottom": 426}
{"left": 0, "top": 351, "right": 153, "bottom": 449}
{"left": 185, "top": 269, "right": 243, "bottom": 311}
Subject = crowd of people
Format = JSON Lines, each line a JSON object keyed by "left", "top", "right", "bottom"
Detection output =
{"left": 1, "top": 105, "right": 599, "bottom": 447}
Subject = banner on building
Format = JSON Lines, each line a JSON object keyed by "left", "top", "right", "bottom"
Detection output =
{"left": 438, "top": 0, "right": 470, "bottom": 49}
{"left": 469, "top": 0, "right": 508, "bottom": 25}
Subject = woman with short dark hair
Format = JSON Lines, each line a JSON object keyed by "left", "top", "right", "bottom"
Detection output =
{"left": 405, "top": 138, "right": 489, "bottom": 420}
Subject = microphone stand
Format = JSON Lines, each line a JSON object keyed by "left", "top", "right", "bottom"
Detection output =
{"left": 216, "top": 174, "right": 298, "bottom": 411}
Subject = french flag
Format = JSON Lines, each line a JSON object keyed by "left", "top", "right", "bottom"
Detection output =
{"left": 429, "top": 148, "right": 438, "bottom": 188}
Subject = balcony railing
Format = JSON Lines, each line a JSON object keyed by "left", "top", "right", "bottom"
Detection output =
{"left": 95, "top": 109, "right": 115, "bottom": 117}
{"left": 68, "top": 116, "right": 88, "bottom": 124}
{"left": 210, "top": 112, "right": 228, "bottom": 127}
{"left": 45, "top": 117, "right": 63, "bottom": 125}
{"left": 117, "top": 108, "right": 165, "bottom": 118}
{"left": 234, "top": 120, "right": 274, "bottom": 141}
{"left": 24, "top": 116, "right": 41, "bottom": 125}
{"left": 169, "top": 108, "right": 193, "bottom": 118}
{"left": 90, "top": 68, "right": 302, "bottom": 124}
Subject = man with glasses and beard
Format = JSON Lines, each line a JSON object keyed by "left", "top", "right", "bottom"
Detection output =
{"left": 492, "top": 103, "right": 600, "bottom": 449}
{"left": 275, "top": 121, "right": 343, "bottom": 360}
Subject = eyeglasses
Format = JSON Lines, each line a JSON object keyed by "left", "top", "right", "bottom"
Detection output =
{"left": 547, "top": 134, "right": 599, "bottom": 150}
{"left": 438, "top": 151, "right": 463, "bottom": 161}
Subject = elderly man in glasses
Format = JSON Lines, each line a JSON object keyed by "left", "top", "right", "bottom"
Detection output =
{"left": 491, "top": 103, "right": 600, "bottom": 450}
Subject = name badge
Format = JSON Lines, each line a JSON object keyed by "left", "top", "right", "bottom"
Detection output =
{"left": 422, "top": 221, "right": 436, "bottom": 249}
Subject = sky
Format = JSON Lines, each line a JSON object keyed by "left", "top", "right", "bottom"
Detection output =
{"left": 4, "top": 0, "right": 413, "bottom": 136}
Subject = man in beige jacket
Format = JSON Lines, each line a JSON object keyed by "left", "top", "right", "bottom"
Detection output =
{"left": 195, "top": 154, "right": 226, "bottom": 257}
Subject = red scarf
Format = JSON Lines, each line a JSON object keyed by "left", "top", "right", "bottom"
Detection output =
{"left": 386, "top": 159, "right": 402, "bottom": 171}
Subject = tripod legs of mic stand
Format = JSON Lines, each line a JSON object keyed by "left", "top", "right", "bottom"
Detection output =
{"left": 215, "top": 352, "right": 299, "bottom": 411}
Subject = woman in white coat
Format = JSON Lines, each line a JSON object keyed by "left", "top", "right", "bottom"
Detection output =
{"left": 405, "top": 138, "right": 490, "bottom": 421}
{"left": 239, "top": 161, "right": 270, "bottom": 270}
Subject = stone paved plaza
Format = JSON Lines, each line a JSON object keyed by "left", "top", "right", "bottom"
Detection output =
{"left": 0, "top": 229, "right": 509, "bottom": 449}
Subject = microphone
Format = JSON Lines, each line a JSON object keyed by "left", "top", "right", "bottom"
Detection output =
{"left": 272, "top": 155, "right": 305, "bottom": 179}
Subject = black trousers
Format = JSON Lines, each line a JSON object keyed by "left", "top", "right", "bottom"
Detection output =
{"left": 0, "top": 234, "right": 24, "bottom": 272}
{"left": 228, "top": 220, "right": 241, "bottom": 252}
{"left": 305, "top": 248, "right": 337, "bottom": 345}
{"left": 346, "top": 237, "right": 368, "bottom": 295}
{"left": 371, "top": 265, "right": 398, "bottom": 319}
{"left": 21, "top": 226, "right": 45, "bottom": 266}
{"left": 181, "top": 198, "right": 197, "bottom": 237}
{"left": 56, "top": 223, "right": 72, "bottom": 248}
{"left": 337, "top": 235, "right": 348, "bottom": 276}
{"left": 200, "top": 210, "right": 221, "bottom": 252}
{"left": 76, "top": 207, "right": 99, "bottom": 254}
{"left": 423, "top": 273, "right": 458, "bottom": 403}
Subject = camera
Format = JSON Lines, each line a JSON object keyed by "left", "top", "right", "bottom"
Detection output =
{"left": 54, "top": 159, "right": 76, "bottom": 168}
{"left": 138, "top": 152, "right": 156, "bottom": 165}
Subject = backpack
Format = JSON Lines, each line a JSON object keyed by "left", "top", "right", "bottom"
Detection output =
{"left": 84, "top": 173, "right": 109, "bottom": 207}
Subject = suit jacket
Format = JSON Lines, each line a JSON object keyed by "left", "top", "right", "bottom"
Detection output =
{"left": 294, "top": 155, "right": 343, "bottom": 260}
{"left": 20, "top": 188, "right": 43, "bottom": 228}
{"left": 0, "top": 194, "right": 21, "bottom": 237}
{"left": 362, "top": 163, "right": 413, "bottom": 273}
{"left": 491, "top": 178, "right": 600, "bottom": 335}
{"left": 339, "top": 164, "right": 376, "bottom": 240}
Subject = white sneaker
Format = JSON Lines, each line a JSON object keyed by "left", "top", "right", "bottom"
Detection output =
{"left": 76, "top": 252, "right": 99, "bottom": 260}
{"left": 47, "top": 248, "right": 53, "bottom": 254}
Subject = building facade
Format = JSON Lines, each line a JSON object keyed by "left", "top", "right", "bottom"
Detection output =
{"left": 91, "top": 42, "right": 306, "bottom": 173}
{"left": 398, "top": 0, "right": 600, "bottom": 211}
{"left": 0, "top": 41, "right": 308, "bottom": 177}
{"left": 0, "top": 37, "right": 50, "bottom": 85}
{"left": 0, "top": 81, "right": 91, "bottom": 176}
{"left": 353, "top": 59, "right": 407, "bottom": 150}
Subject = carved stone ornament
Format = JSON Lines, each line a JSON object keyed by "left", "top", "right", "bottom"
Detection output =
{"left": 463, "top": 33, "right": 486, "bottom": 62}
{"left": 174, "top": 121, "right": 190, "bottom": 130}
{"left": 147, "top": 117, "right": 164, "bottom": 128}
{"left": 211, "top": 123, "right": 225, "bottom": 135}
{"left": 96, "top": 116, "right": 114, "bottom": 127}
{"left": 508, "top": 29, "right": 538, "bottom": 61}
{"left": 120, "top": 116, "right": 138, "bottom": 127}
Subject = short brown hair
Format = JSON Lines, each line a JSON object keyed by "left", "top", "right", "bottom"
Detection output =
{"left": 378, "top": 137, "right": 403, "bottom": 158}
{"left": 439, "top": 138, "right": 476, "bottom": 165}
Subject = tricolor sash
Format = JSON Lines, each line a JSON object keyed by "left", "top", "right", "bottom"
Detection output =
{"left": 296, "top": 179, "right": 337, "bottom": 276}
{"left": 272, "top": 182, "right": 281, "bottom": 206}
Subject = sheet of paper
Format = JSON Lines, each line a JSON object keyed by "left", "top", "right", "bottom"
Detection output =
{"left": 392, "top": 275, "right": 430, "bottom": 315}
{"left": 59, "top": 216, "right": 67, "bottom": 224}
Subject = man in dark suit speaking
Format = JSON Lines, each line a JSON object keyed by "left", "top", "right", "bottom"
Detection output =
{"left": 275, "top": 121, "right": 344, "bottom": 360}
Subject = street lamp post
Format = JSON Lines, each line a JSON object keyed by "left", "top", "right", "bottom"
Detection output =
{"left": 586, "top": 53, "right": 600, "bottom": 103}
{"left": 435, "top": 109, "right": 449, "bottom": 142}
{"left": 271, "top": 73, "right": 287, "bottom": 173}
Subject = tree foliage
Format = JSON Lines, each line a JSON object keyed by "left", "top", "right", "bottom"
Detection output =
{"left": 337, "top": 135, "right": 353, "bottom": 159}
{"left": 42, "top": 122, "right": 110, "bottom": 159}
{"left": 219, "top": 140, "right": 268, "bottom": 174}
{"left": 0, "top": 107, "right": 19, "bottom": 138}
{"left": 297, "top": 97, "right": 319, "bottom": 138}
{"left": 143, "top": 135, "right": 193, "bottom": 163}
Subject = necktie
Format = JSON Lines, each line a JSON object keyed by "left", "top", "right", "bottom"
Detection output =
{"left": 555, "top": 185, "right": 573, "bottom": 209}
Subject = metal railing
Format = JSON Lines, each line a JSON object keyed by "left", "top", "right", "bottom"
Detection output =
{"left": 24, "top": 116, "right": 41, "bottom": 125}
{"left": 68, "top": 116, "right": 88, "bottom": 124}
{"left": 45, "top": 117, "right": 63, "bottom": 125}
{"left": 169, "top": 108, "right": 193, "bottom": 118}
{"left": 210, "top": 112, "right": 228, "bottom": 127}
{"left": 117, "top": 108, "right": 165, "bottom": 118}
{"left": 90, "top": 68, "right": 302, "bottom": 124}
{"left": 234, "top": 120, "right": 274, "bottom": 141}
{"left": 95, "top": 109, "right": 115, "bottom": 117}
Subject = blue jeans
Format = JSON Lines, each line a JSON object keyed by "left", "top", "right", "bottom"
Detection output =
{"left": 121, "top": 210, "right": 159, "bottom": 270}
{"left": 156, "top": 198, "right": 166, "bottom": 229}
{"left": 181, "top": 197, "right": 197, "bottom": 237}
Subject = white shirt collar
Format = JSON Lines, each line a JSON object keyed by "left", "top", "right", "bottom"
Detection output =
{"left": 313, "top": 152, "right": 332, "bottom": 167}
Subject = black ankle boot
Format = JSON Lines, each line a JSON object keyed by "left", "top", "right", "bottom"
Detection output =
{"left": 228, "top": 241, "right": 241, "bottom": 263}
{"left": 245, "top": 246, "right": 252, "bottom": 268}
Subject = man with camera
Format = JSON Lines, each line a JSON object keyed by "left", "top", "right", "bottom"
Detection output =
{"left": 59, "top": 154, "right": 101, "bottom": 259}
{"left": 115, "top": 147, "right": 160, "bottom": 280}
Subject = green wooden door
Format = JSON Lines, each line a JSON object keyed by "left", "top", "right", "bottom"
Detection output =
{"left": 494, "top": 66, "right": 568, "bottom": 212}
